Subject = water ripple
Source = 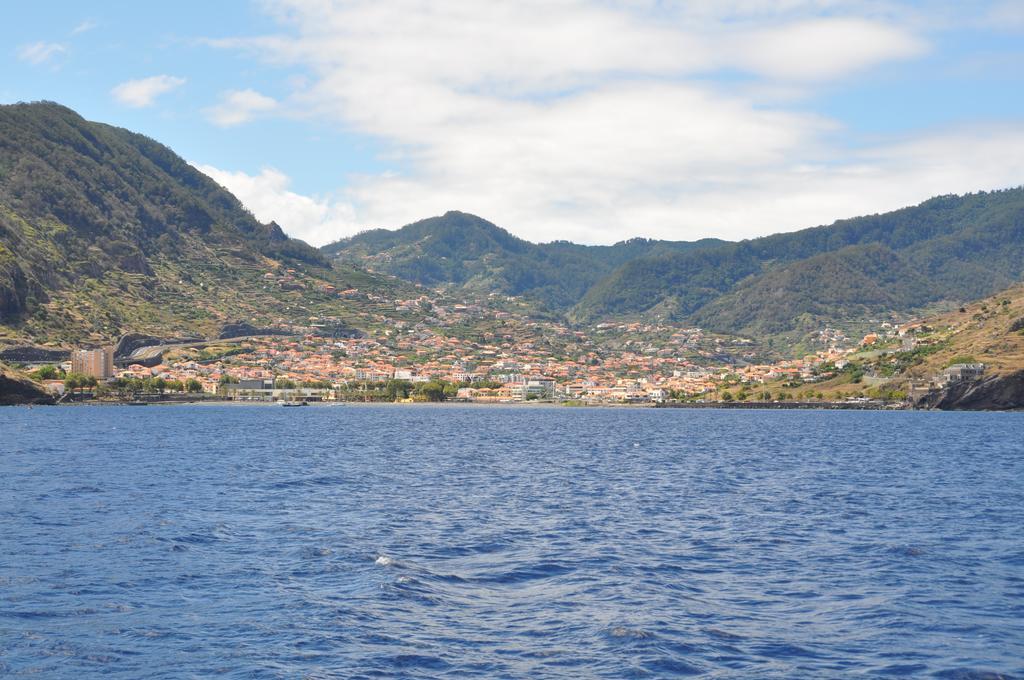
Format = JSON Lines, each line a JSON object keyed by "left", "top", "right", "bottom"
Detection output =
{"left": 1, "top": 404, "right": 1022, "bottom": 678}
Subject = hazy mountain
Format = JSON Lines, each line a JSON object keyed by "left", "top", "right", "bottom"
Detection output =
{"left": 0, "top": 102, "right": 395, "bottom": 344}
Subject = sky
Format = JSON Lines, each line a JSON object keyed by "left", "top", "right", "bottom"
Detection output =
{"left": 3, "top": 1, "right": 1024, "bottom": 246}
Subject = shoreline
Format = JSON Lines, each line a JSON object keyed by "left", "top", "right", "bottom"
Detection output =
{"left": 7, "top": 398, "right": 1019, "bottom": 411}
{"left": 16, "top": 396, "right": 894, "bottom": 409}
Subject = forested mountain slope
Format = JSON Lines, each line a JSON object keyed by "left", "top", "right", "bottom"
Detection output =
{"left": 573, "top": 189, "right": 1024, "bottom": 333}
{"left": 326, "top": 190, "right": 1024, "bottom": 336}
{"left": 323, "top": 211, "right": 725, "bottom": 309}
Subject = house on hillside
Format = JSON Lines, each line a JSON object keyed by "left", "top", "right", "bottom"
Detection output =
{"left": 941, "top": 363, "right": 985, "bottom": 385}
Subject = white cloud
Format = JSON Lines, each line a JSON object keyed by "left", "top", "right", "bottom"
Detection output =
{"left": 985, "top": 1, "right": 1024, "bottom": 30}
{"left": 731, "top": 18, "right": 927, "bottom": 81}
{"left": 71, "top": 20, "right": 97, "bottom": 35}
{"left": 193, "top": 163, "right": 358, "bottom": 245}
{"left": 203, "top": 1, "right": 1023, "bottom": 244}
{"left": 204, "top": 89, "right": 278, "bottom": 127}
{"left": 111, "top": 75, "right": 186, "bottom": 108}
{"left": 194, "top": 124, "right": 1024, "bottom": 247}
{"left": 17, "top": 42, "right": 67, "bottom": 64}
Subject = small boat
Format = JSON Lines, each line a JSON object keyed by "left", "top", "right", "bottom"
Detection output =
{"left": 127, "top": 401, "right": 149, "bottom": 406}
{"left": 281, "top": 401, "right": 308, "bottom": 407}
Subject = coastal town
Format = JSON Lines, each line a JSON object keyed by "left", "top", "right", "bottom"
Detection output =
{"left": 18, "top": 284, "right": 978, "bottom": 407}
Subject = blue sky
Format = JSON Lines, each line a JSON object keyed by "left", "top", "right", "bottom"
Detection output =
{"left": 1, "top": 2, "right": 385, "bottom": 193}
{"left": 4, "top": 1, "right": 1024, "bottom": 245}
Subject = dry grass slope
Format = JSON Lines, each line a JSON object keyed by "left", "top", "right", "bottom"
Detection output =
{"left": 902, "top": 284, "right": 1024, "bottom": 381}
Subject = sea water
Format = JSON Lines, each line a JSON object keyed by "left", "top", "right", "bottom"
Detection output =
{"left": 1, "top": 405, "right": 1022, "bottom": 678}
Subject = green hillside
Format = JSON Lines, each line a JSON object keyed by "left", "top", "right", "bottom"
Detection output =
{"left": 323, "top": 211, "right": 725, "bottom": 310}
{"left": 0, "top": 101, "right": 402, "bottom": 345}
{"left": 7, "top": 100, "right": 1021, "bottom": 349}
{"left": 691, "top": 244, "right": 935, "bottom": 335}
{"left": 326, "top": 190, "right": 1024, "bottom": 337}
{"left": 574, "top": 188, "right": 1024, "bottom": 331}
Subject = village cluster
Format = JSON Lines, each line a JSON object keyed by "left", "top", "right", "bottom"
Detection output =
{"left": 26, "top": 282, "right": 985, "bottom": 405}
{"left": 45, "top": 325, "right": 858, "bottom": 407}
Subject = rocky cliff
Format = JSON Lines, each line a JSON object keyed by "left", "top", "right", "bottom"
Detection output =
{"left": 0, "top": 363, "right": 53, "bottom": 405}
{"left": 919, "top": 371, "right": 1024, "bottom": 411}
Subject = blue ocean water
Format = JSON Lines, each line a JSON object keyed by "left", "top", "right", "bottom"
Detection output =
{"left": 0, "top": 405, "right": 1022, "bottom": 678}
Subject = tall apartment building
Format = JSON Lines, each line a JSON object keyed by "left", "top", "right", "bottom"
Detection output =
{"left": 71, "top": 347, "right": 115, "bottom": 380}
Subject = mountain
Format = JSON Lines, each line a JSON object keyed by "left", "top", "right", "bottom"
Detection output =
{"left": 573, "top": 189, "right": 1024, "bottom": 332}
{"left": 325, "top": 190, "right": 1024, "bottom": 338}
{"left": 7, "top": 101, "right": 1021, "bottom": 350}
{"left": 689, "top": 244, "right": 936, "bottom": 336}
{"left": 323, "top": 211, "right": 725, "bottom": 309}
{"left": 0, "top": 101, "right": 398, "bottom": 345}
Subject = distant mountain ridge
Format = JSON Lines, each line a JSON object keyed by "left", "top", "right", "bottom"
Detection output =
{"left": 575, "top": 189, "right": 1024, "bottom": 333}
{"left": 327, "top": 189, "right": 1024, "bottom": 336}
{"left": 323, "top": 211, "right": 725, "bottom": 309}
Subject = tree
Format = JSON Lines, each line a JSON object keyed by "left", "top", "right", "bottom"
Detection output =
{"left": 302, "top": 380, "right": 332, "bottom": 389}
{"left": 64, "top": 372, "right": 97, "bottom": 395}
{"left": 185, "top": 378, "right": 203, "bottom": 393}
{"left": 166, "top": 379, "right": 184, "bottom": 392}
{"left": 31, "top": 365, "right": 61, "bottom": 380}
{"left": 720, "top": 390, "right": 734, "bottom": 402}
{"left": 474, "top": 379, "right": 503, "bottom": 390}
{"left": 114, "top": 376, "right": 144, "bottom": 395}
{"left": 276, "top": 378, "right": 297, "bottom": 389}
{"left": 415, "top": 380, "right": 449, "bottom": 402}
{"left": 384, "top": 379, "right": 413, "bottom": 400}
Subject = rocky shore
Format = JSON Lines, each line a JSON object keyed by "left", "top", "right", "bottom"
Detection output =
{"left": 917, "top": 370, "right": 1024, "bottom": 411}
{"left": 0, "top": 365, "right": 54, "bottom": 406}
